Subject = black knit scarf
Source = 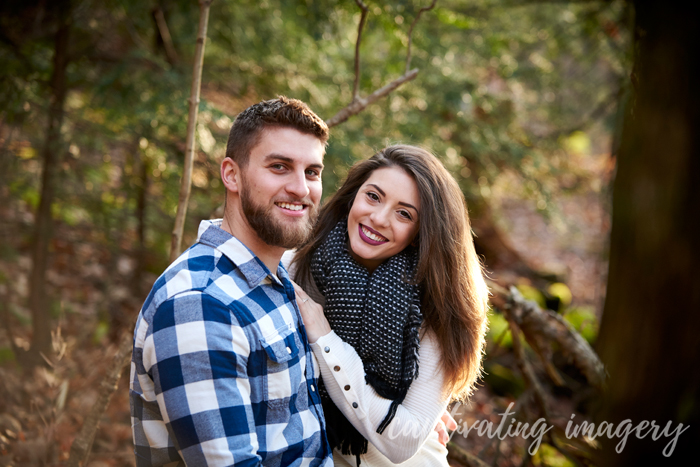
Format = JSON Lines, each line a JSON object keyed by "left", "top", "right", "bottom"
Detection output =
{"left": 310, "top": 218, "right": 423, "bottom": 462}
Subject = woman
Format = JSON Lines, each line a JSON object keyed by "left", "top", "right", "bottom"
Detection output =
{"left": 290, "top": 145, "right": 489, "bottom": 466}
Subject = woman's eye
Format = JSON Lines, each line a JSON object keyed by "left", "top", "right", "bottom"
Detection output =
{"left": 366, "top": 192, "right": 379, "bottom": 201}
{"left": 399, "top": 210, "right": 412, "bottom": 220}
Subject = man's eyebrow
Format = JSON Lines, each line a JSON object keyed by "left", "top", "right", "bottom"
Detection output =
{"left": 263, "top": 154, "right": 324, "bottom": 170}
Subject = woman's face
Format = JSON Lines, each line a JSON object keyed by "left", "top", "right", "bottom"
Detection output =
{"left": 347, "top": 166, "right": 420, "bottom": 272}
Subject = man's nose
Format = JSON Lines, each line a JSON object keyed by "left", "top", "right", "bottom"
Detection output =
{"left": 285, "top": 170, "right": 310, "bottom": 199}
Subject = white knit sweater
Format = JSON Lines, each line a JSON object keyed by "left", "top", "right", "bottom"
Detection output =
{"left": 311, "top": 330, "right": 450, "bottom": 466}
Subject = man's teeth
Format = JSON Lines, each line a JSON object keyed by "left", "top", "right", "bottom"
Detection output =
{"left": 277, "top": 202, "right": 304, "bottom": 211}
{"left": 362, "top": 225, "right": 386, "bottom": 242}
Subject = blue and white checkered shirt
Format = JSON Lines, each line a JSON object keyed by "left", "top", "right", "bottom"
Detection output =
{"left": 130, "top": 219, "right": 332, "bottom": 466}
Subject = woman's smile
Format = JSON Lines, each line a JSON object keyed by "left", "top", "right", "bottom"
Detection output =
{"left": 359, "top": 223, "right": 388, "bottom": 245}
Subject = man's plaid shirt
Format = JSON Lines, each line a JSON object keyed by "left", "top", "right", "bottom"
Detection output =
{"left": 130, "top": 220, "right": 332, "bottom": 466}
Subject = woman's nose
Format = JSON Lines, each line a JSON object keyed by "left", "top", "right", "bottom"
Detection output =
{"left": 370, "top": 206, "right": 391, "bottom": 227}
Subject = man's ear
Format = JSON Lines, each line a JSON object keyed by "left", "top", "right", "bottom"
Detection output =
{"left": 221, "top": 157, "right": 241, "bottom": 193}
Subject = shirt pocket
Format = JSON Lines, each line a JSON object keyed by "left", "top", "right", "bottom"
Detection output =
{"left": 259, "top": 322, "right": 302, "bottom": 404}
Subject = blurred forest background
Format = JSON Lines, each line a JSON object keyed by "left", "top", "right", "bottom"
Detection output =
{"left": 1, "top": 0, "right": 698, "bottom": 466}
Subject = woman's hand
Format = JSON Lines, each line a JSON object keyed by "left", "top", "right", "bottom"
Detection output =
{"left": 291, "top": 281, "right": 332, "bottom": 344}
{"left": 435, "top": 409, "right": 458, "bottom": 446}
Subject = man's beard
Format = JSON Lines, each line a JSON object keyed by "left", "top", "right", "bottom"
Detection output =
{"left": 240, "top": 178, "right": 318, "bottom": 249}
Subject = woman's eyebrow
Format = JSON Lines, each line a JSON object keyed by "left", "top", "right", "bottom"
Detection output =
{"left": 367, "top": 183, "right": 418, "bottom": 212}
{"left": 398, "top": 201, "right": 418, "bottom": 212}
{"left": 366, "top": 183, "right": 386, "bottom": 196}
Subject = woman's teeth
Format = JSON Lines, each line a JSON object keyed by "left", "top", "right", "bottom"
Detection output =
{"left": 277, "top": 202, "right": 304, "bottom": 211}
{"left": 362, "top": 225, "right": 386, "bottom": 242}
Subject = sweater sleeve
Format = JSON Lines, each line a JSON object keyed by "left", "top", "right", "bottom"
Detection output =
{"left": 310, "top": 329, "right": 449, "bottom": 464}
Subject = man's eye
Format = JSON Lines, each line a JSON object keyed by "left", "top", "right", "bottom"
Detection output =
{"left": 306, "top": 169, "right": 320, "bottom": 178}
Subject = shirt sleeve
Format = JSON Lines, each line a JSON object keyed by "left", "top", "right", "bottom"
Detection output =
{"left": 143, "top": 291, "right": 262, "bottom": 466}
{"left": 310, "top": 329, "right": 449, "bottom": 464}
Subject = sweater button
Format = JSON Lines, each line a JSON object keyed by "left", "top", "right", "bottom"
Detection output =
{"left": 344, "top": 385, "right": 351, "bottom": 391}
{"left": 286, "top": 347, "right": 292, "bottom": 354}
{"left": 334, "top": 365, "right": 341, "bottom": 372}
{"left": 324, "top": 346, "right": 330, "bottom": 353}
{"left": 352, "top": 402, "right": 358, "bottom": 409}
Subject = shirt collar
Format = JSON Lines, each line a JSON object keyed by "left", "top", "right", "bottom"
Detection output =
{"left": 196, "top": 219, "right": 288, "bottom": 288}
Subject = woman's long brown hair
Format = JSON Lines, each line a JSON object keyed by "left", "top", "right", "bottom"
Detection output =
{"left": 293, "top": 145, "right": 489, "bottom": 401}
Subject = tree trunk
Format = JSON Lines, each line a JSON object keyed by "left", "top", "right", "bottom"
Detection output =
{"left": 27, "top": 6, "right": 71, "bottom": 365}
{"left": 596, "top": 1, "right": 700, "bottom": 465}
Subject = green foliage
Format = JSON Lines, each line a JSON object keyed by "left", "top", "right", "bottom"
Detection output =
{"left": 517, "top": 283, "right": 546, "bottom": 308}
{"left": 532, "top": 443, "right": 576, "bottom": 467}
{"left": 0, "top": 347, "right": 16, "bottom": 365}
{"left": 483, "top": 361, "right": 524, "bottom": 396}
{"left": 93, "top": 321, "right": 110, "bottom": 345}
{"left": 548, "top": 282, "right": 572, "bottom": 308}
{"left": 487, "top": 310, "right": 512, "bottom": 347}
{"left": 563, "top": 306, "right": 599, "bottom": 344}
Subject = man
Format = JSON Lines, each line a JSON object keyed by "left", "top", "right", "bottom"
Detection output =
{"left": 130, "top": 96, "right": 332, "bottom": 466}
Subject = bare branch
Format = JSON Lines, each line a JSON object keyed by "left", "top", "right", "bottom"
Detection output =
{"left": 153, "top": 6, "right": 179, "bottom": 66}
{"left": 326, "top": 69, "right": 419, "bottom": 128}
{"left": 325, "top": 0, "right": 437, "bottom": 128}
{"left": 353, "top": 0, "right": 370, "bottom": 100}
{"left": 406, "top": 0, "right": 437, "bottom": 74}
{"left": 170, "top": 0, "right": 213, "bottom": 262}
{"left": 488, "top": 281, "right": 606, "bottom": 389}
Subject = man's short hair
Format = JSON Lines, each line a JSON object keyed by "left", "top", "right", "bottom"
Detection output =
{"left": 225, "top": 96, "right": 329, "bottom": 167}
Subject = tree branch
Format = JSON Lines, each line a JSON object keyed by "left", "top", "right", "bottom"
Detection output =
{"left": 489, "top": 281, "right": 606, "bottom": 389}
{"left": 326, "top": 69, "right": 419, "bottom": 127}
{"left": 406, "top": 0, "right": 437, "bottom": 74}
{"left": 169, "top": 0, "right": 213, "bottom": 262}
{"left": 325, "top": 0, "right": 438, "bottom": 128}
{"left": 153, "top": 6, "right": 179, "bottom": 66}
{"left": 352, "top": 0, "right": 369, "bottom": 100}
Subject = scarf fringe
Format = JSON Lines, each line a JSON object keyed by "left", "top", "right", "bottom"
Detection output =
{"left": 322, "top": 395, "right": 368, "bottom": 457}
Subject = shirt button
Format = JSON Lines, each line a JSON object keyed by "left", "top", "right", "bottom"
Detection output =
{"left": 352, "top": 402, "right": 358, "bottom": 409}
{"left": 334, "top": 365, "right": 341, "bottom": 372}
{"left": 286, "top": 347, "right": 292, "bottom": 354}
{"left": 324, "top": 346, "right": 330, "bottom": 353}
{"left": 310, "top": 384, "right": 315, "bottom": 392}
{"left": 344, "top": 385, "right": 351, "bottom": 391}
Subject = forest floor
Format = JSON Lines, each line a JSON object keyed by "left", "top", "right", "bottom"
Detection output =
{"left": 0, "top": 155, "right": 610, "bottom": 466}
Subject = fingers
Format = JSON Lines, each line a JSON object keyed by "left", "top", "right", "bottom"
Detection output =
{"left": 291, "top": 281, "right": 311, "bottom": 304}
{"left": 435, "top": 409, "right": 456, "bottom": 446}
{"left": 442, "top": 410, "right": 458, "bottom": 431}
{"left": 435, "top": 419, "right": 448, "bottom": 446}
